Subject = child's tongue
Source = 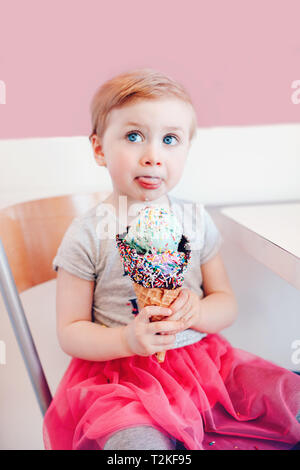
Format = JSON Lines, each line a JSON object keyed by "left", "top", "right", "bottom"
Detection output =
{"left": 137, "top": 176, "right": 161, "bottom": 184}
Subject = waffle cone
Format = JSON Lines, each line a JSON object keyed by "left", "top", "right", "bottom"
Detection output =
{"left": 133, "top": 283, "right": 182, "bottom": 363}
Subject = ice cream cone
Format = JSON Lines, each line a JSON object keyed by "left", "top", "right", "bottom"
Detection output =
{"left": 115, "top": 207, "right": 191, "bottom": 364}
{"left": 133, "top": 283, "right": 182, "bottom": 362}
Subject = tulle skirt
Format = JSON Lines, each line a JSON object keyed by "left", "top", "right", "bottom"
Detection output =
{"left": 43, "top": 334, "right": 300, "bottom": 450}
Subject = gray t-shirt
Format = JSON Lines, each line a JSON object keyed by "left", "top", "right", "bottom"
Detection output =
{"left": 52, "top": 194, "right": 223, "bottom": 350}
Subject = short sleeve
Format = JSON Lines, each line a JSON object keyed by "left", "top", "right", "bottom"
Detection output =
{"left": 52, "top": 217, "right": 97, "bottom": 281}
{"left": 200, "top": 208, "right": 223, "bottom": 264}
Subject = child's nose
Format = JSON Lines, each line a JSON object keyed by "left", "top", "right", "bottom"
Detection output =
{"left": 144, "top": 159, "right": 162, "bottom": 166}
{"left": 140, "top": 149, "right": 162, "bottom": 166}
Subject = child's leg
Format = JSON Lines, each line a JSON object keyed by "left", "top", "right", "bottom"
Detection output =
{"left": 101, "top": 425, "right": 177, "bottom": 450}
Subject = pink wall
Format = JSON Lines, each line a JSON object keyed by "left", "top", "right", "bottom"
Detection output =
{"left": 0, "top": 0, "right": 299, "bottom": 139}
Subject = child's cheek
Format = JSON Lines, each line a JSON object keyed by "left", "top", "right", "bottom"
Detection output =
{"left": 109, "top": 159, "right": 128, "bottom": 182}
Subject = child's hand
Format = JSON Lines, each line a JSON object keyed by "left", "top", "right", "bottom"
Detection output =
{"left": 167, "top": 288, "right": 203, "bottom": 332}
{"left": 123, "top": 306, "right": 184, "bottom": 357}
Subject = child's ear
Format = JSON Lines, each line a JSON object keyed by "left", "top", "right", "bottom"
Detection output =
{"left": 90, "top": 134, "right": 107, "bottom": 167}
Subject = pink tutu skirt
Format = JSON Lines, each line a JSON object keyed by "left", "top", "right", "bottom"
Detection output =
{"left": 43, "top": 334, "right": 300, "bottom": 450}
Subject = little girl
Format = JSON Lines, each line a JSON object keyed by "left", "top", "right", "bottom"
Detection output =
{"left": 43, "top": 68, "right": 300, "bottom": 450}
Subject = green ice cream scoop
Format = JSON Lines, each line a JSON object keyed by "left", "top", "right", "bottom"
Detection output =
{"left": 124, "top": 205, "right": 182, "bottom": 254}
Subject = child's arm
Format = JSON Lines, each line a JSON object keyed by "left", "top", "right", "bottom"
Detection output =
{"left": 168, "top": 253, "right": 238, "bottom": 334}
{"left": 56, "top": 268, "right": 132, "bottom": 360}
{"left": 56, "top": 268, "right": 183, "bottom": 361}
{"left": 195, "top": 252, "right": 238, "bottom": 333}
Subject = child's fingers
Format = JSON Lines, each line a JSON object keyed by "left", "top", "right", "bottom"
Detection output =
{"left": 149, "top": 319, "right": 184, "bottom": 335}
{"left": 153, "top": 333, "right": 176, "bottom": 347}
{"left": 139, "top": 306, "right": 172, "bottom": 323}
{"left": 168, "top": 302, "right": 190, "bottom": 323}
{"left": 170, "top": 289, "right": 189, "bottom": 314}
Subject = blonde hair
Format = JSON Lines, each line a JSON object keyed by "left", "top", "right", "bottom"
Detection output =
{"left": 89, "top": 68, "right": 197, "bottom": 143}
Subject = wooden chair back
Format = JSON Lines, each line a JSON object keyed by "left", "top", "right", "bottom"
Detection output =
{"left": 0, "top": 192, "right": 105, "bottom": 292}
{"left": 0, "top": 191, "right": 106, "bottom": 415}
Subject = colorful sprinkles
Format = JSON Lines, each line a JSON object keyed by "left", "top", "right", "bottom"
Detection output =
{"left": 116, "top": 232, "right": 191, "bottom": 289}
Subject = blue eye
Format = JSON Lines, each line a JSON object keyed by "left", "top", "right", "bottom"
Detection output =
{"left": 163, "top": 135, "right": 177, "bottom": 145}
{"left": 126, "top": 131, "right": 178, "bottom": 145}
{"left": 126, "top": 132, "right": 142, "bottom": 142}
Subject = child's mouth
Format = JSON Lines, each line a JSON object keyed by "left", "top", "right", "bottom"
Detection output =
{"left": 136, "top": 176, "right": 162, "bottom": 189}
